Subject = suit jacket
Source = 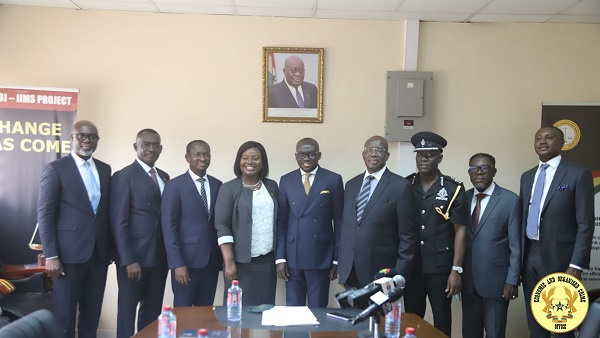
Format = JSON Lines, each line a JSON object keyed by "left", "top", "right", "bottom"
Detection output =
{"left": 268, "top": 81, "right": 318, "bottom": 109}
{"left": 161, "top": 172, "right": 222, "bottom": 270}
{"left": 110, "top": 160, "right": 169, "bottom": 268}
{"left": 275, "top": 167, "right": 344, "bottom": 270}
{"left": 214, "top": 178, "right": 278, "bottom": 263}
{"left": 337, "top": 169, "right": 419, "bottom": 287}
{"left": 463, "top": 184, "right": 521, "bottom": 298}
{"left": 519, "top": 158, "right": 594, "bottom": 275}
{"left": 37, "top": 154, "right": 112, "bottom": 264}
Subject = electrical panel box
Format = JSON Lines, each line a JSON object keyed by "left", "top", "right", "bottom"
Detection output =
{"left": 385, "top": 71, "right": 433, "bottom": 142}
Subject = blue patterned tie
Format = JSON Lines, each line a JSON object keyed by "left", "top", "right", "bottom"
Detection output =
{"left": 526, "top": 164, "right": 549, "bottom": 239}
{"left": 356, "top": 176, "right": 374, "bottom": 222}
{"left": 84, "top": 161, "right": 100, "bottom": 214}
{"left": 295, "top": 88, "right": 305, "bottom": 108}
{"left": 198, "top": 177, "right": 209, "bottom": 215}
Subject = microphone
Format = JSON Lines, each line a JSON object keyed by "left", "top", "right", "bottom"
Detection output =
{"left": 351, "top": 286, "right": 404, "bottom": 325}
{"left": 336, "top": 268, "right": 398, "bottom": 308}
{"left": 347, "top": 271, "right": 404, "bottom": 309}
{"left": 334, "top": 288, "right": 357, "bottom": 308}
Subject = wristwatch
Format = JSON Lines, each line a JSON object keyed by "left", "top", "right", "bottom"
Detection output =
{"left": 452, "top": 266, "right": 463, "bottom": 274}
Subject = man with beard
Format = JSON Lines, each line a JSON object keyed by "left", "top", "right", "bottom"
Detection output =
{"left": 37, "top": 120, "right": 112, "bottom": 338}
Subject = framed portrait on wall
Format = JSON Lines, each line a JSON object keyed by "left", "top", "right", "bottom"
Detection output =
{"left": 262, "top": 47, "right": 324, "bottom": 123}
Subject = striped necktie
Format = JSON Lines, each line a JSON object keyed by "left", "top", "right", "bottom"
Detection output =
{"left": 356, "top": 176, "right": 374, "bottom": 222}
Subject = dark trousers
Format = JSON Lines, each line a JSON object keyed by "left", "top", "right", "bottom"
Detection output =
{"left": 404, "top": 272, "right": 452, "bottom": 337}
{"left": 116, "top": 264, "right": 168, "bottom": 338}
{"left": 223, "top": 252, "right": 276, "bottom": 306}
{"left": 522, "top": 239, "right": 574, "bottom": 338}
{"left": 462, "top": 291, "right": 509, "bottom": 338}
{"left": 286, "top": 267, "right": 330, "bottom": 307}
{"left": 53, "top": 249, "right": 108, "bottom": 338}
{"left": 172, "top": 265, "right": 219, "bottom": 307}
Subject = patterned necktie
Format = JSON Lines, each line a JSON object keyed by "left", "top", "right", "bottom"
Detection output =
{"left": 198, "top": 177, "right": 209, "bottom": 215}
{"left": 295, "top": 87, "right": 305, "bottom": 108}
{"left": 526, "top": 163, "right": 550, "bottom": 239}
{"left": 84, "top": 161, "right": 100, "bottom": 214}
{"left": 304, "top": 172, "right": 311, "bottom": 195}
{"left": 356, "top": 176, "right": 374, "bottom": 222}
{"left": 471, "top": 193, "right": 486, "bottom": 231}
{"left": 149, "top": 168, "right": 159, "bottom": 187}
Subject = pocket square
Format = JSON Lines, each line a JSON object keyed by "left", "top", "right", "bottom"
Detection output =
{"left": 557, "top": 184, "right": 569, "bottom": 191}
{"left": 320, "top": 190, "right": 330, "bottom": 194}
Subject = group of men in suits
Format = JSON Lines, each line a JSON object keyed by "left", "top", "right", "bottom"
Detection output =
{"left": 36, "top": 120, "right": 594, "bottom": 338}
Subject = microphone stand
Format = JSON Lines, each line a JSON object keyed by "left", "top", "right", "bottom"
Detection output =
{"left": 356, "top": 313, "right": 381, "bottom": 338}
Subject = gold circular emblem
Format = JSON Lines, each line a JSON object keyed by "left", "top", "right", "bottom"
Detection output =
{"left": 553, "top": 120, "right": 580, "bottom": 151}
{"left": 530, "top": 272, "right": 589, "bottom": 333}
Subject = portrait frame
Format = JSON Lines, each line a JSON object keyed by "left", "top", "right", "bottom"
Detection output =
{"left": 262, "top": 47, "right": 324, "bottom": 123}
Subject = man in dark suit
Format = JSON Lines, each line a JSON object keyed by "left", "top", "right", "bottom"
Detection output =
{"left": 338, "top": 135, "right": 418, "bottom": 289}
{"left": 519, "top": 126, "right": 594, "bottom": 338}
{"left": 404, "top": 131, "right": 468, "bottom": 337}
{"left": 462, "top": 153, "right": 520, "bottom": 338}
{"left": 268, "top": 55, "right": 318, "bottom": 109}
{"left": 161, "top": 140, "right": 223, "bottom": 306}
{"left": 37, "top": 120, "right": 112, "bottom": 338}
{"left": 276, "top": 138, "right": 344, "bottom": 307}
{"left": 110, "top": 129, "right": 169, "bottom": 338}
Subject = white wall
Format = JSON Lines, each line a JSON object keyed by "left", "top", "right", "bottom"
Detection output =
{"left": 1, "top": 5, "right": 599, "bottom": 337}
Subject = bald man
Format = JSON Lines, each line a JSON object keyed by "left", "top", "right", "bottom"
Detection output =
{"left": 268, "top": 55, "right": 318, "bottom": 109}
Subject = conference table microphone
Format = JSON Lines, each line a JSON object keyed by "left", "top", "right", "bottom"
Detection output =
{"left": 351, "top": 286, "right": 405, "bottom": 326}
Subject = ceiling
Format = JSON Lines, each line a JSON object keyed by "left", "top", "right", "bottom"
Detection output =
{"left": 1, "top": 0, "right": 599, "bottom": 23}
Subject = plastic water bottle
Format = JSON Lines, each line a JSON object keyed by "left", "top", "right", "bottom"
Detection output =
{"left": 227, "top": 280, "right": 242, "bottom": 322}
{"left": 197, "top": 328, "right": 208, "bottom": 337}
{"left": 403, "top": 327, "right": 417, "bottom": 338}
{"left": 384, "top": 301, "right": 401, "bottom": 338}
{"left": 157, "top": 305, "right": 176, "bottom": 338}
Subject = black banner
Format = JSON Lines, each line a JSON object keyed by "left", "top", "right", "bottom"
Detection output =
{"left": 0, "top": 86, "right": 77, "bottom": 264}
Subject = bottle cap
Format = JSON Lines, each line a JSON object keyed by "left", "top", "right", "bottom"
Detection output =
{"left": 198, "top": 328, "right": 208, "bottom": 336}
{"left": 232, "top": 280, "right": 239, "bottom": 285}
{"left": 406, "top": 327, "right": 416, "bottom": 334}
{"left": 163, "top": 305, "right": 173, "bottom": 311}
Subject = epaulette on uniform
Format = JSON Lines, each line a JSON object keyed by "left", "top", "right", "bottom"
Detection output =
{"left": 443, "top": 175, "right": 462, "bottom": 185}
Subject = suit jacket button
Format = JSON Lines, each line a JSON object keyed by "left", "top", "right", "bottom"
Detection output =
{"left": 420, "top": 241, "right": 424, "bottom": 245}
{"left": 421, "top": 210, "right": 425, "bottom": 214}
{"left": 292, "top": 202, "right": 295, "bottom": 205}
{"left": 314, "top": 219, "right": 317, "bottom": 222}
{"left": 421, "top": 225, "right": 425, "bottom": 229}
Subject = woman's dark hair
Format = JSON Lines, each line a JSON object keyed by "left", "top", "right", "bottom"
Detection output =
{"left": 233, "top": 141, "right": 269, "bottom": 180}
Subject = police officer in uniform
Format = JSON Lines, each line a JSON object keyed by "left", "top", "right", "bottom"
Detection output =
{"left": 404, "top": 131, "right": 468, "bottom": 337}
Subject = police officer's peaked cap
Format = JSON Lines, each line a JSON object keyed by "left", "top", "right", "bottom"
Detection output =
{"left": 411, "top": 131, "right": 447, "bottom": 152}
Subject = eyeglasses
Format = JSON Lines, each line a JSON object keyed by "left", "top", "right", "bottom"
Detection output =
{"left": 73, "top": 133, "right": 100, "bottom": 141}
{"left": 468, "top": 165, "right": 493, "bottom": 173}
{"left": 364, "top": 147, "right": 387, "bottom": 154}
{"left": 296, "top": 152, "right": 318, "bottom": 160}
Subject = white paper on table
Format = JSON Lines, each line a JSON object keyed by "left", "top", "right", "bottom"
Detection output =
{"left": 261, "top": 306, "right": 320, "bottom": 326}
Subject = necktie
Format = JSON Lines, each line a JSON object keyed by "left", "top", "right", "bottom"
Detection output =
{"left": 356, "top": 176, "right": 374, "bottom": 222}
{"left": 526, "top": 163, "right": 550, "bottom": 239}
{"left": 304, "top": 172, "right": 311, "bottom": 195}
{"left": 295, "top": 88, "right": 305, "bottom": 108}
{"left": 149, "top": 168, "right": 159, "bottom": 187}
{"left": 471, "top": 193, "right": 486, "bottom": 231}
{"left": 84, "top": 161, "right": 100, "bottom": 214}
{"left": 198, "top": 177, "right": 209, "bottom": 215}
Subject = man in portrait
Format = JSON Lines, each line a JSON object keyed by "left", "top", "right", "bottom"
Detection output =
{"left": 268, "top": 55, "right": 318, "bottom": 109}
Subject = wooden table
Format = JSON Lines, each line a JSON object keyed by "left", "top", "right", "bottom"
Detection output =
{"left": 134, "top": 306, "right": 447, "bottom": 338}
